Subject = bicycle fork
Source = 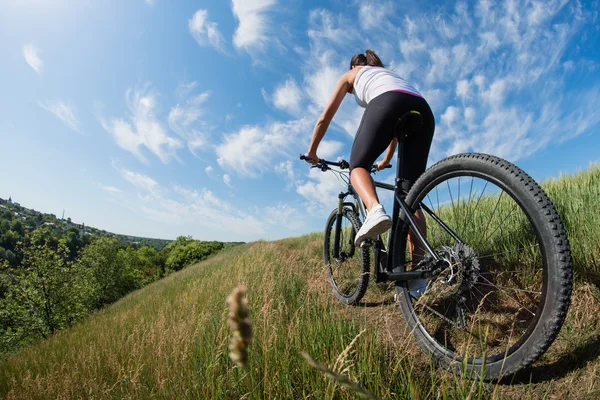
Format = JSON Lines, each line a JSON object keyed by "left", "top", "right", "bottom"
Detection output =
{"left": 332, "top": 192, "right": 345, "bottom": 259}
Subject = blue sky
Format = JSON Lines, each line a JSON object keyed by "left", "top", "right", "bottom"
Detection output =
{"left": 0, "top": 0, "right": 598, "bottom": 242}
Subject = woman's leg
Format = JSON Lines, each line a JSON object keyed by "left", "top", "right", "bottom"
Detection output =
{"left": 408, "top": 208, "right": 426, "bottom": 265}
{"left": 350, "top": 168, "right": 379, "bottom": 211}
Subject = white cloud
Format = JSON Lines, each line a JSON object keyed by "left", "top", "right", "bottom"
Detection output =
{"left": 223, "top": 174, "right": 233, "bottom": 188}
{"left": 456, "top": 80, "right": 470, "bottom": 99}
{"left": 216, "top": 118, "right": 310, "bottom": 177}
{"left": 189, "top": 9, "right": 227, "bottom": 54}
{"left": 38, "top": 100, "right": 81, "bottom": 133}
{"left": 308, "top": 9, "right": 348, "bottom": 45}
{"left": 205, "top": 165, "right": 214, "bottom": 176}
{"left": 100, "top": 84, "right": 183, "bottom": 164}
{"left": 358, "top": 2, "right": 393, "bottom": 31}
{"left": 231, "top": 0, "right": 277, "bottom": 52}
{"left": 296, "top": 167, "right": 345, "bottom": 214}
{"left": 112, "top": 162, "right": 159, "bottom": 192}
{"left": 441, "top": 106, "right": 459, "bottom": 126}
{"left": 272, "top": 79, "right": 303, "bottom": 114}
{"left": 317, "top": 140, "right": 344, "bottom": 159}
{"left": 23, "top": 44, "right": 43, "bottom": 75}
{"left": 372, "top": 0, "right": 599, "bottom": 163}
{"left": 147, "top": 186, "right": 267, "bottom": 239}
{"left": 102, "top": 186, "right": 122, "bottom": 193}
{"left": 262, "top": 203, "right": 305, "bottom": 231}
{"left": 274, "top": 160, "right": 295, "bottom": 188}
{"left": 168, "top": 84, "right": 211, "bottom": 156}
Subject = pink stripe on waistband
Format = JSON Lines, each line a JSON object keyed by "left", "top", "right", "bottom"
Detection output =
{"left": 392, "top": 89, "right": 423, "bottom": 98}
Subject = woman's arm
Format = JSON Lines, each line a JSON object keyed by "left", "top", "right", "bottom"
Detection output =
{"left": 304, "top": 68, "right": 360, "bottom": 163}
{"left": 376, "top": 138, "right": 398, "bottom": 170}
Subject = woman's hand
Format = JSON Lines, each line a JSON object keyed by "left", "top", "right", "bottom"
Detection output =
{"left": 376, "top": 160, "right": 389, "bottom": 171}
{"left": 304, "top": 151, "right": 319, "bottom": 165}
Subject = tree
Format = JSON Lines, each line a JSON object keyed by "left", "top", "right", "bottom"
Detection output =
{"left": 10, "top": 220, "right": 24, "bottom": 236}
{"left": 0, "top": 231, "right": 93, "bottom": 352}
{"left": 77, "top": 237, "right": 126, "bottom": 308}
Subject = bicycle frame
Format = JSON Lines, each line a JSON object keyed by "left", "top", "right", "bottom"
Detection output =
{"left": 333, "top": 138, "right": 463, "bottom": 283}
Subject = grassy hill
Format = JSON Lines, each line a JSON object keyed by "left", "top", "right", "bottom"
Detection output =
{"left": 1, "top": 165, "right": 599, "bottom": 399}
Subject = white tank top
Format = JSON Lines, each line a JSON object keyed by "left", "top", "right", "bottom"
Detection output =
{"left": 352, "top": 66, "right": 422, "bottom": 108}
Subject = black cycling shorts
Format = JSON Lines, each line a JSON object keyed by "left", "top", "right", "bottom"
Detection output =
{"left": 349, "top": 91, "right": 435, "bottom": 190}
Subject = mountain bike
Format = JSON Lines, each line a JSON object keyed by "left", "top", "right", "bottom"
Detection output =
{"left": 300, "top": 111, "right": 572, "bottom": 380}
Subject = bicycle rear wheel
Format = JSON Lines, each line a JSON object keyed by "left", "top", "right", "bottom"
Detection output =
{"left": 393, "top": 153, "right": 572, "bottom": 380}
{"left": 324, "top": 208, "right": 370, "bottom": 305}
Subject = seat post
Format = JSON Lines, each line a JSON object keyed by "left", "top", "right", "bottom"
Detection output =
{"left": 395, "top": 138, "right": 406, "bottom": 194}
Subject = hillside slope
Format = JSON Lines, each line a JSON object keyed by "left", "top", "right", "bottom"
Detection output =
{"left": 1, "top": 235, "right": 599, "bottom": 399}
{"left": 1, "top": 165, "right": 600, "bottom": 399}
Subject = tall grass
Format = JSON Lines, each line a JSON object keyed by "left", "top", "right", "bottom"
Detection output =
{"left": 0, "top": 236, "right": 498, "bottom": 399}
{"left": 542, "top": 163, "right": 600, "bottom": 275}
{"left": 0, "top": 165, "right": 598, "bottom": 399}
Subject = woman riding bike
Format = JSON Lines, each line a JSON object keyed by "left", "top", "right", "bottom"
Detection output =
{"left": 303, "top": 50, "right": 435, "bottom": 255}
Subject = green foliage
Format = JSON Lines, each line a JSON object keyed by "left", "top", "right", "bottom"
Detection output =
{"left": 77, "top": 237, "right": 131, "bottom": 308}
{"left": 0, "top": 198, "right": 230, "bottom": 356}
{"left": 116, "top": 246, "right": 163, "bottom": 287}
{"left": 164, "top": 236, "right": 224, "bottom": 273}
{"left": 0, "top": 231, "right": 93, "bottom": 354}
{"left": 77, "top": 237, "right": 169, "bottom": 309}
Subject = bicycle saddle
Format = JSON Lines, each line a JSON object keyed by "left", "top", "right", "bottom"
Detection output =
{"left": 394, "top": 110, "right": 423, "bottom": 141}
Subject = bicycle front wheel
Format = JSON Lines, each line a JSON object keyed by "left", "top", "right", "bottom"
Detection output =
{"left": 393, "top": 153, "right": 572, "bottom": 380}
{"left": 324, "top": 208, "right": 370, "bottom": 305}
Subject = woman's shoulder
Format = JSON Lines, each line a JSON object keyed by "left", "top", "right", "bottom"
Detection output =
{"left": 344, "top": 66, "right": 363, "bottom": 85}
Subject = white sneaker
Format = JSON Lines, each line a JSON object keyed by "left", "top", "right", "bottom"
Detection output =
{"left": 354, "top": 204, "right": 392, "bottom": 247}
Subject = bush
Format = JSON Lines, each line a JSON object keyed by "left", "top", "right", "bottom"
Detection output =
{"left": 164, "top": 236, "right": 224, "bottom": 273}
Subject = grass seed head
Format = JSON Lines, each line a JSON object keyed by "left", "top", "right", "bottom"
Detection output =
{"left": 226, "top": 285, "right": 252, "bottom": 367}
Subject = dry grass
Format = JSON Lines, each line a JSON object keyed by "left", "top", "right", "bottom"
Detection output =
{"left": 1, "top": 165, "right": 599, "bottom": 399}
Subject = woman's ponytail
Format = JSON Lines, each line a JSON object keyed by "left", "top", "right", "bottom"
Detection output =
{"left": 365, "top": 49, "right": 384, "bottom": 67}
{"left": 350, "top": 49, "right": 384, "bottom": 69}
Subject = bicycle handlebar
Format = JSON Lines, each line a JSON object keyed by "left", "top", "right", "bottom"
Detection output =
{"left": 299, "top": 154, "right": 391, "bottom": 173}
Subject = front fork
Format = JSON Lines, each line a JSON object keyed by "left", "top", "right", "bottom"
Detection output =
{"left": 333, "top": 193, "right": 344, "bottom": 259}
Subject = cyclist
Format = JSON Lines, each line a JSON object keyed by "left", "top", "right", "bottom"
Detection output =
{"left": 303, "top": 49, "right": 435, "bottom": 253}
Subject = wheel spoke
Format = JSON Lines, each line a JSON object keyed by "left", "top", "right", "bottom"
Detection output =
{"left": 392, "top": 156, "right": 571, "bottom": 377}
{"left": 481, "top": 203, "right": 519, "bottom": 245}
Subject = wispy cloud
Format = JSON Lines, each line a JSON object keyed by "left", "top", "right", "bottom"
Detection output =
{"left": 102, "top": 186, "right": 122, "bottom": 193}
{"left": 216, "top": 118, "right": 310, "bottom": 177}
{"left": 270, "top": 78, "right": 303, "bottom": 114}
{"left": 38, "top": 100, "right": 81, "bottom": 133}
{"left": 281, "top": 1, "right": 600, "bottom": 219}
{"left": 274, "top": 160, "right": 296, "bottom": 190}
{"left": 292, "top": 1, "right": 599, "bottom": 167}
{"left": 358, "top": 2, "right": 395, "bottom": 31}
{"left": 100, "top": 84, "right": 183, "bottom": 164}
{"left": 296, "top": 167, "right": 344, "bottom": 215}
{"left": 231, "top": 0, "right": 277, "bottom": 52}
{"left": 109, "top": 166, "right": 272, "bottom": 240}
{"left": 223, "top": 174, "right": 233, "bottom": 188}
{"left": 23, "top": 44, "right": 43, "bottom": 75}
{"left": 189, "top": 9, "right": 228, "bottom": 54}
{"left": 169, "top": 82, "right": 212, "bottom": 156}
{"left": 112, "top": 160, "right": 159, "bottom": 192}
{"left": 262, "top": 203, "right": 305, "bottom": 231}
